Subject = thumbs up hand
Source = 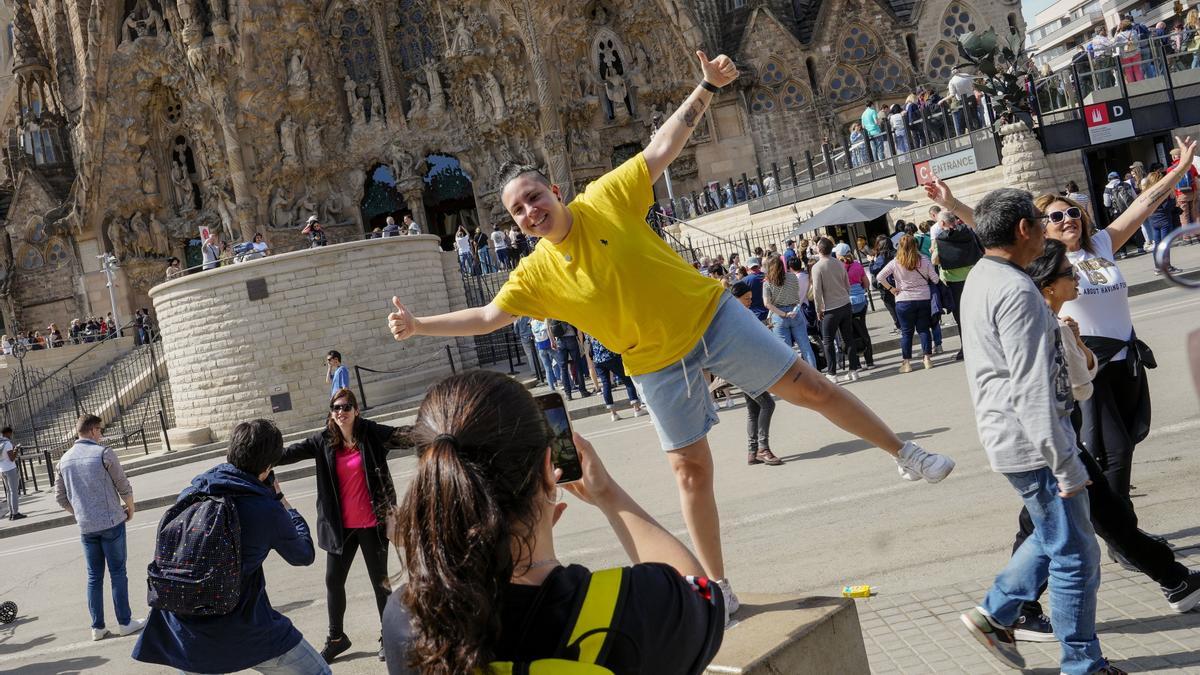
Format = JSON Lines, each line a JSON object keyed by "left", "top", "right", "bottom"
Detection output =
{"left": 389, "top": 296, "right": 419, "bottom": 341}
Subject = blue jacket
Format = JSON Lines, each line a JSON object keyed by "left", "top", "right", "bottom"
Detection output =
{"left": 132, "top": 463, "right": 316, "bottom": 673}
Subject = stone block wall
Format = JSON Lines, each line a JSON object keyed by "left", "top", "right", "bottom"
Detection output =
{"left": 150, "top": 235, "right": 477, "bottom": 440}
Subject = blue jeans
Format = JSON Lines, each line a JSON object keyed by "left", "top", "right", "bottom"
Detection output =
{"left": 1151, "top": 222, "right": 1176, "bottom": 247}
{"left": 869, "top": 135, "right": 887, "bottom": 161}
{"left": 895, "top": 300, "right": 932, "bottom": 359}
{"left": 772, "top": 305, "right": 817, "bottom": 367}
{"left": 556, "top": 336, "right": 590, "bottom": 397}
{"left": 981, "top": 468, "right": 1102, "bottom": 675}
{"left": 81, "top": 522, "right": 131, "bottom": 629}
{"left": 595, "top": 357, "right": 638, "bottom": 408}
{"left": 458, "top": 252, "right": 474, "bottom": 275}
{"left": 894, "top": 130, "right": 909, "bottom": 154}
{"left": 478, "top": 248, "right": 495, "bottom": 273}
{"left": 181, "top": 639, "right": 331, "bottom": 675}
{"left": 537, "top": 346, "right": 559, "bottom": 390}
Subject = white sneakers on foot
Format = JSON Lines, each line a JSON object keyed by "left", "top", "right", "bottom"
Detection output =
{"left": 824, "top": 373, "right": 839, "bottom": 384}
{"left": 91, "top": 628, "right": 109, "bottom": 641}
{"left": 118, "top": 618, "right": 146, "bottom": 636}
{"left": 922, "top": 355, "right": 934, "bottom": 370}
{"left": 896, "top": 441, "right": 955, "bottom": 483}
{"left": 610, "top": 410, "right": 621, "bottom": 422}
{"left": 715, "top": 578, "right": 740, "bottom": 625}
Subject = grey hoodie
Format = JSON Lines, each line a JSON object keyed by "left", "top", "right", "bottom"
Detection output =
{"left": 960, "top": 257, "right": 1089, "bottom": 494}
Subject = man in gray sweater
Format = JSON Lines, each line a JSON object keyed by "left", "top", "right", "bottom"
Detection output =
{"left": 956, "top": 189, "right": 1119, "bottom": 675}
{"left": 56, "top": 414, "right": 145, "bottom": 641}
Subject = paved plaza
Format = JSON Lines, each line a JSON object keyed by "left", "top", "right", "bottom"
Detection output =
{"left": 0, "top": 275, "right": 1198, "bottom": 673}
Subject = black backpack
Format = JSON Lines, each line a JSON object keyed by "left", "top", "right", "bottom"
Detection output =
{"left": 551, "top": 321, "right": 568, "bottom": 338}
{"left": 1109, "top": 182, "right": 1136, "bottom": 216}
{"left": 147, "top": 493, "right": 242, "bottom": 616}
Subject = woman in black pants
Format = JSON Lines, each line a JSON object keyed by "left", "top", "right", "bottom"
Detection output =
{"left": 869, "top": 235, "right": 900, "bottom": 335}
{"left": 278, "top": 387, "right": 411, "bottom": 663}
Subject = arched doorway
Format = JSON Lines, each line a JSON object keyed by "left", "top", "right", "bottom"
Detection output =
{"left": 423, "top": 154, "right": 477, "bottom": 249}
{"left": 360, "top": 164, "right": 407, "bottom": 233}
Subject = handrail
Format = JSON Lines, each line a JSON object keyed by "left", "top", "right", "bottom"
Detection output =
{"left": 1155, "top": 224, "right": 1200, "bottom": 289}
{"left": 9, "top": 318, "right": 146, "bottom": 393}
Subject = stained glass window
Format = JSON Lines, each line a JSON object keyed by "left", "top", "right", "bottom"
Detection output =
{"left": 46, "top": 239, "right": 68, "bottom": 267}
{"left": 840, "top": 25, "right": 879, "bottom": 63}
{"left": 18, "top": 245, "right": 43, "bottom": 270}
{"left": 760, "top": 60, "right": 786, "bottom": 86}
{"left": 926, "top": 42, "right": 959, "bottom": 81}
{"left": 396, "top": 0, "right": 438, "bottom": 71}
{"left": 749, "top": 88, "right": 777, "bottom": 113}
{"left": 338, "top": 6, "right": 379, "bottom": 84}
{"left": 825, "top": 65, "right": 864, "bottom": 104}
{"left": 780, "top": 80, "right": 808, "bottom": 109}
{"left": 941, "top": 3, "right": 976, "bottom": 40}
{"left": 870, "top": 58, "right": 904, "bottom": 93}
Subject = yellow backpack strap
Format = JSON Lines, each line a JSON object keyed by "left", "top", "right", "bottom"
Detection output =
{"left": 565, "top": 567, "right": 628, "bottom": 665}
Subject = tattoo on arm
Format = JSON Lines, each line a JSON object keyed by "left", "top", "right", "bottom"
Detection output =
{"left": 679, "top": 101, "right": 703, "bottom": 129}
{"left": 1137, "top": 182, "right": 1171, "bottom": 206}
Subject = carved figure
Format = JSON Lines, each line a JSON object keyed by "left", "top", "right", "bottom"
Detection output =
{"left": 450, "top": 13, "right": 474, "bottom": 54}
{"left": 570, "top": 127, "right": 601, "bottom": 165}
{"left": 424, "top": 63, "right": 446, "bottom": 116}
{"left": 304, "top": 122, "right": 324, "bottom": 165}
{"left": 368, "top": 82, "right": 383, "bottom": 121}
{"left": 483, "top": 71, "right": 506, "bottom": 120}
{"left": 176, "top": 0, "right": 197, "bottom": 29}
{"left": 131, "top": 212, "right": 154, "bottom": 256}
{"left": 149, "top": 214, "right": 169, "bottom": 255}
{"left": 407, "top": 82, "right": 428, "bottom": 119}
{"left": 344, "top": 75, "right": 365, "bottom": 127}
{"left": 287, "top": 49, "right": 310, "bottom": 99}
{"left": 605, "top": 70, "right": 630, "bottom": 121}
{"left": 468, "top": 78, "right": 487, "bottom": 121}
{"left": 270, "top": 186, "right": 293, "bottom": 227}
{"left": 207, "top": 183, "right": 237, "bottom": 239}
{"left": 107, "top": 217, "right": 128, "bottom": 259}
{"left": 170, "top": 159, "right": 193, "bottom": 211}
{"left": 291, "top": 185, "right": 317, "bottom": 223}
{"left": 121, "top": 0, "right": 166, "bottom": 45}
{"left": 279, "top": 115, "right": 299, "bottom": 166}
{"left": 320, "top": 192, "right": 345, "bottom": 225}
{"left": 577, "top": 60, "right": 598, "bottom": 99}
{"left": 139, "top": 151, "right": 158, "bottom": 195}
{"left": 391, "top": 150, "right": 417, "bottom": 182}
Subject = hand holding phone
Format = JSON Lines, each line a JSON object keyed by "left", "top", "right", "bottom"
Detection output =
{"left": 535, "top": 392, "right": 582, "bottom": 484}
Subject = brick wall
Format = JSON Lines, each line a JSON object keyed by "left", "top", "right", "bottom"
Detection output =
{"left": 150, "top": 234, "right": 480, "bottom": 440}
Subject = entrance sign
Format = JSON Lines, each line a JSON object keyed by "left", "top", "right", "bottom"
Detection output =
{"left": 1084, "top": 99, "right": 1135, "bottom": 144}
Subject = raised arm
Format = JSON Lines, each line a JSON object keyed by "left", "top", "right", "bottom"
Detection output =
{"left": 389, "top": 296, "right": 514, "bottom": 341}
{"left": 1107, "top": 136, "right": 1196, "bottom": 250}
{"left": 924, "top": 177, "right": 976, "bottom": 227}
{"left": 643, "top": 51, "right": 739, "bottom": 183}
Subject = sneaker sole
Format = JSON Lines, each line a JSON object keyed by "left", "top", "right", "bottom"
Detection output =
{"left": 960, "top": 612, "right": 1025, "bottom": 670}
{"left": 1013, "top": 627, "right": 1058, "bottom": 643}
{"left": 1168, "top": 585, "right": 1200, "bottom": 613}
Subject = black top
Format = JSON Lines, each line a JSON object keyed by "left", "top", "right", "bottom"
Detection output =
{"left": 276, "top": 418, "right": 408, "bottom": 554}
{"left": 382, "top": 563, "right": 724, "bottom": 674}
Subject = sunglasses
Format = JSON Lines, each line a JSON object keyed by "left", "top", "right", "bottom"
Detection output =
{"left": 330, "top": 403, "right": 355, "bottom": 413}
{"left": 1052, "top": 267, "right": 1077, "bottom": 281}
{"left": 1046, "top": 207, "right": 1082, "bottom": 223}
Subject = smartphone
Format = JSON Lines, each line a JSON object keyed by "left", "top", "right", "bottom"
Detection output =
{"left": 535, "top": 392, "right": 582, "bottom": 484}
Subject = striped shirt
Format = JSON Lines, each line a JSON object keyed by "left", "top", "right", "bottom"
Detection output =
{"left": 763, "top": 273, "right": 802, "bottom": 308}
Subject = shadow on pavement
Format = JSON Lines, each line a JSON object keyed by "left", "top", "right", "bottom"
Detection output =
{"left": 776, "top": 427, "right": 950, "bottom": 463}
{"left": 273, "top": 599, "right": 316, "bottom": 614}
{"left": 1095, "top": 611, "right": 1200, "bottom": 635}
{"left": 0, "top": 632, "right": 55, "bottom": 656}
{"left": 7, "top": 655, "right": 106, "bottom": 674}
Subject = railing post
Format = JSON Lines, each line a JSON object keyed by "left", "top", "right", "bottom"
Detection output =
{"left": 159, "top": 408, "right": 173, "bottom": 454}
{"left": 43, "top": 449, "right": 53, "bottom": 488}
{"left": 27, "top": 457, "right": 39, "bottom": 492}
{"left": 788, "top": 157, "right": 798, "bottom": 186}
{"left": 354, "top": 365, "right": 369, "bottom": 411}
{"left": 141, "top": 429, "right": 149, "bottom": 455}
{"left": 444, "top": 345, "right": 456, "bottom": 374}
{"left": 771, "top": 161, "right": 781, "bottom": 189}
{"left": 803, "top": 151, "right": 815, "bottom": 183}
{"left": 69, "top": 370, "right": 81, "bottom": 418}
{"left": 821, "top": 142, "right": 834, "bottom": 176}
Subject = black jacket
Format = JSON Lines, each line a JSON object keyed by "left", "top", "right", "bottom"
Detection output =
{"left": 278, "top": 418, "right": 409, "bottom": 555}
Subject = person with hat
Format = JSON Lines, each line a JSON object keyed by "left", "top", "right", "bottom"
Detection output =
{"left": 834, "top": 242, "right": 876, "bottom": 370}
{"left": 741, "top": 256, "right": 768, "bottom": 322}
{"left": 812, "top": 238, "right": 862, "bottom": 382}
{"left": 302, "top": 215, "right": 328, "bottom": 248}
{"left": 165, "top": 257, "right": 184, "bottom": 280}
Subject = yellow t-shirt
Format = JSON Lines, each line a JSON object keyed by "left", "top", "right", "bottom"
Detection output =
{"left": 493, "top": 154, "right": 723, "bottom": 375}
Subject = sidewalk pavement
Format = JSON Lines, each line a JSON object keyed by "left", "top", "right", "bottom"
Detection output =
{"left": 860, "top": 541, "right": 1200, "bottom": 673}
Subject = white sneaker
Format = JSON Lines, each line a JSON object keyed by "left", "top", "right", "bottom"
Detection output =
{"left": 609, "top": 410, "right": 621, "bottom": 422}
{"left": 715, "top": 578, "right": 740, "bottom": 623}
{"left": 848, "top": 370, "right": 862, "bottom": 382}
{"left": 824, "top": 373, "right": 838, "bottom": 384}
{"left": 896, "top": 441, "right": 955, "bottom": 483}
{"left": 118, "top": 618, "right": 146, "bottom": 636}
{"left": 91, "top": 627, "right": 110, "bottom": 641}
{"left": 632, "top": 405, "right": 646, "bottom": 417}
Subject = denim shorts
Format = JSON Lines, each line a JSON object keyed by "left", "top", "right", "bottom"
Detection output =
{"left": 631, "top": 294, "right": 798, "bottom": 451}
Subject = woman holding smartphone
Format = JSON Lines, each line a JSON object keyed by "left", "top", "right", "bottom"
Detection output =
{"left": 382, "top": 370, "right": 724, "bottom": 674}
{"left": 277, "top": 388, "right": 410, "bottom": 663}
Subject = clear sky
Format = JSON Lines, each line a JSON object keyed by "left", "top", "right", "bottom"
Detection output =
{"left": 1022, "top": 0, "right": 1058, "bottom": 27}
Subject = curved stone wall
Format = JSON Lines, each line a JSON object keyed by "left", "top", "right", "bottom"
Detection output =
{"left": 150, "top": 235, "right": 478, "bottom": 441}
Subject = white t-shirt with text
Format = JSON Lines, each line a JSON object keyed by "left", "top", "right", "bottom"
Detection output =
{"left": 1061, "top": 229, "right": 1132, "bottom": 361}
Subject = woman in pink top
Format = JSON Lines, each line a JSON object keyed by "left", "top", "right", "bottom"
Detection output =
{"left": 877, "top": 235, "right": 939, "bottom": 372}
{"left": 835, "top": 243, "right": 876, "bottom": 369}
{"left": 278, "top": 387, "right": 412, "bottom": 663}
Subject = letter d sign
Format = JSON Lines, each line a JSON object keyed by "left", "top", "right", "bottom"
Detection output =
{"left": 1111, "top": 104, "right": 1125, "bottom": 118}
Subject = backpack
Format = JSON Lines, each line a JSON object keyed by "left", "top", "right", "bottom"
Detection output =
{"left": 550, "top": 321, "right": 568, "bottom": 339}
{"left": 1108, "top": 182, "right": 1136, "bottom": 215}
{"left": 486, "top": 568, "right": 630, "bottom": 675}
{"left": 147, "top": 493, "right": 242, "bottom": 616}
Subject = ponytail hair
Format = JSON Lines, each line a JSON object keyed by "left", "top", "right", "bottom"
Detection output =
{"left": 399, "top": 371, "right": 552, "bottom": 675}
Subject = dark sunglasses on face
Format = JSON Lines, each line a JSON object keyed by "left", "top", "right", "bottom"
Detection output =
{"left": 1046, "top": 207, "right": 1082, "bottom": 223}
{"left": 1053, "top": 267, "right": 1077, "bottom": 281}
{"left": 330, "top": 404, "right": 355, "bottom": 413}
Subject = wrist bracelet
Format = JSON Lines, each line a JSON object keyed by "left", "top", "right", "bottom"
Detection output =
{"left": 700, "top": 80, "right": 721, "bottom": 94}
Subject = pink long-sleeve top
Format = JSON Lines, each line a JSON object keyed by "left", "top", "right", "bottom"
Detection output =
{"left": 878, "top": 257, "right": 939, "bottom": 302}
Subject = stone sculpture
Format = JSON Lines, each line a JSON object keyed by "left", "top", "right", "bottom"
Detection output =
{"left": 408, "top": 82, "right": 428, "bottom": 120}
{"left": 270, "top": 186, "right": 293, "bottom": 227}
{"left": 450, "top": 13, "right": 474, "bottom": 54}
{"left": 140, "top": 151, "right": 158, "bottom": 195}
{"left": 368, "top": 82, "right": 383, "bottom": 121}
{"left": 107, "top": 217, "right": 128, "bottom": 260}
{"left": 287, "top": 49, "right": 310, "bottom": 99}
{"left": 149, "top": 213, "right": 169, "bottom": 255}
{"left": 170, "top": 159, "right": 193, "bottom": 212}
{"left": 344, "top": 75, "right": 365, "bottom": 128}
{"left": 605, "top": 69, "right": 630, "bottom": 121}
{"left": 304, "top": 122, "right": 324, "bottom": 165}
{"left": 424, "top": 63, "right": 446, "bottom": 116}
{"left": 279, "top": 115, "right": 299, "bottom": 166}
{"left": 484, "top": 71, "right": 506, "bottom": 120}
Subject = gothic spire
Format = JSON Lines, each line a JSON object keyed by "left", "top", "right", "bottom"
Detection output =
{"left": 12, "top": 0, "right": 51, "bottom": 74}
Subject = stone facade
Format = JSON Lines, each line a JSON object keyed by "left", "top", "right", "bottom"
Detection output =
{"left": 0, "top": 0, "right": 1023, "bottom": 336}
{"left": 150, "top": 235, "right": 478, "bottom": 440}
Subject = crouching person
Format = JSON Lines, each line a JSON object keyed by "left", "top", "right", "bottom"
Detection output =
{"left": 132, "top": 419, "right": 329, "bottom": 675}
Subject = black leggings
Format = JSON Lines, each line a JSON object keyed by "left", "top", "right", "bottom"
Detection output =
{"left": 819, "top": 305, "right": 859, "bottom": 374}
{"left": 327, "top": 527, "right": 392, "bottom": 636}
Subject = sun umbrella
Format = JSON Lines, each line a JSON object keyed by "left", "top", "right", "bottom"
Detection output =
{"left": 791, "top": 196, "right": 914, "bottom": 238}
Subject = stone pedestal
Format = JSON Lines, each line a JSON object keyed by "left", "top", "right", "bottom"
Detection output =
{"left": 149, "top": 235, "right": 479, "bottom": 440}
{"left": 706, "top": 595, "right": 870, "bottom": 674}
{"left": 1000, "top": 122, "right": 1058, "bottom": 196}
